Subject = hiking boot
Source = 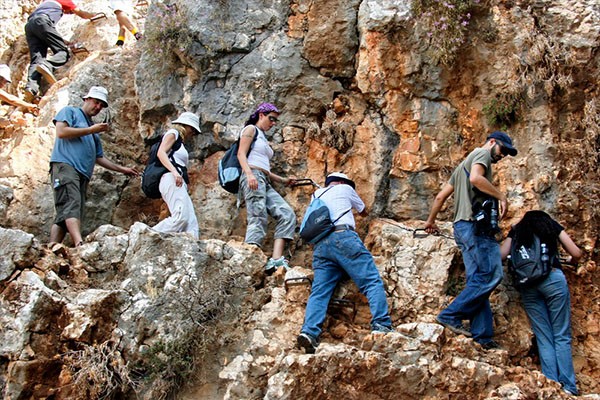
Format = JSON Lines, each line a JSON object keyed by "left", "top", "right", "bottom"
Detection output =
{"left": 480, "top": 340, "right": 501, "bottom": 350}
{"left": 297, "top": 332, "right": 319, "bottom": 354}
{"left": 35, "top": 64, "right": 57, "bottom": 84}
{"left": 436, "top": 316, "right": 472, "bottom": 337}
{"left": 264, "top": 256, "right": 289, "bottom": 275}
{"left": 372, "top": 323, "right": 394, "bottom": 334}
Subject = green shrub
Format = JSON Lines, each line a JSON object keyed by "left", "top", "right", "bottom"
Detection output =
{"left": 482, "top": 92, "right": 523, "bottom": 129}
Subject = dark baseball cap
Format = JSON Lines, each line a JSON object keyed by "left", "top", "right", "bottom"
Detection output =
{"left": 487, "top": 131, "right": 517, "bottom": 156}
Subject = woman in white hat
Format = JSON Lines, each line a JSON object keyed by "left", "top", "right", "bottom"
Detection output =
{"left": 152, "top": 111, "right": 201, "bottom": 239}
{"left": 0, "top": 64, "right": 38, "bottom": 114}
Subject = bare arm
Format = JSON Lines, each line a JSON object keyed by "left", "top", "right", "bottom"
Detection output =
{"left": 96, "top": 156, "right": 139, "bottom": 176}
{"left": 469, "top": 163, "right": 508, "bottom": 218}
{"left": 156, "top": 132, "right": 183, "bottom": 187}
{"left": 72, "top": 8, "right": 97, "bottom": 19}
{"left": 558, "top": 230, "right": 583, "bottom": 264}
{"left": 425, "top": 183, "right": 454, "bottom": 233}
{"left": 0, "top": 89, "right": 38, "bottom": 113}
{"left": 55, "top": 121, "right": 109, "bottom": 139}
{"left": 500, "top": 237, "right": 512, "bottom": 260}
{"left": 237, "top": 126, "right": 258, "bottom": 190}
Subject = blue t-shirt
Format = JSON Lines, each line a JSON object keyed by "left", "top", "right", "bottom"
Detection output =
{"left": 50, "top": 106, "right": 103, "bottom": 179}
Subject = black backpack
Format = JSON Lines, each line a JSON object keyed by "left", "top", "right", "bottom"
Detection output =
{"left": 508, "top": 233, "right": 554, "bottom": 289}
{"left": 141, "top": 132, "right": 188, "bottom": 199}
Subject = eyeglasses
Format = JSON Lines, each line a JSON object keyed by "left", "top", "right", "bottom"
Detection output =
{"left": 268, "top": 116, "right": 279, "bottom": 123}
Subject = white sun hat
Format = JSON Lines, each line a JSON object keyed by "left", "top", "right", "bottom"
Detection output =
{"left": 82, "top": 86, "right": 109, "bottom": 107}
{"left": 172, "top": 112, "right": 201, "bottom": 133}
{"left": 0, "top": 64, "right": 12, "bottom": 83}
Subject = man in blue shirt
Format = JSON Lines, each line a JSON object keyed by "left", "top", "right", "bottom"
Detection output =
{"left": 49, "top": 86, "right": 138, "bottom": 247}
{"left": 297, "top": 172, "right": 393, "bottom": 354}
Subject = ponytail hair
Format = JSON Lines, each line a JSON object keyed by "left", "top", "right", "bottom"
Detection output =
{"left": 169, "top": 123, "right": 187, "bottom": 142}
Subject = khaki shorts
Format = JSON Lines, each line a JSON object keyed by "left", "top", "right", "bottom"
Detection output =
{"left": 50, "top": 162, "right": 89, "bottom": 229}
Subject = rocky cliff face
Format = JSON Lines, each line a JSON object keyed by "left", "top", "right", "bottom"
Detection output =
{"left": 0, "top": 0, "right": 599, "bottom": 399}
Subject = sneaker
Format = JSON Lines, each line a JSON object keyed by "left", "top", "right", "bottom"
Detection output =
{"left": 23, "top": 87, "right": 38, "bottom": 103}
{"left": 372, "top": 323, "right": 394, "bottom": 334}
{"left": 297, "top": 332, "right": 319, "bottom": 354}
{"left": 480, "top": 340, "right": 501, "bottom": 350}
{"left": 115, "top": 39, "right": 124, "bottom": 46}
{"left": 35, "top": 64, "right": 57, "bottom": 85}
{"left": 264, "top": 256, "right": 289, "bottom": 275}
{"left": 436, "top": 316, "right": 472, "bottom": 337}
{"left": 134, "top": 32, "right": 143, "bottom": 40}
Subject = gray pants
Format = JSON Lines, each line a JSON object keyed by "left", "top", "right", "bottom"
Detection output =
{"left": 239, "top": 169, "right": 296, "bottom": 246}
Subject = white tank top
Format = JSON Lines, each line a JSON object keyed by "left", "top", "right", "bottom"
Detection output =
{"left": 245, "top": 126, "right": 273, "bottom": 172}
{"left": 164, "top": 129, "right": 189, "bottom": 167}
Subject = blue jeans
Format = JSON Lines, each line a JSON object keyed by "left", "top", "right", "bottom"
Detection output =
{"left": 437, "top": 220, "right": 503, "bottom": 344}
{"left": 301, "top": 230, "right": 392, "bottom": 338}
{"left": 520, "top": 269, "right": 577, "bottom": 394}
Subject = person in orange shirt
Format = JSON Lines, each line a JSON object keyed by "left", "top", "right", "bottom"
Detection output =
{"left": 24, "top": 0, "right": 100, "bottom": 101}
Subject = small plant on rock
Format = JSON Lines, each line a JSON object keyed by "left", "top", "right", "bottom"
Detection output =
{"left": 411, "top": 0, "right": 481, "bottom": 65}
{"left": 143, "top": 1, "right": 195, "bottom": 69}
{"left": 482, "top": 91, "right": 524, "bottom": 130}
{"left": 63, "top": 340, "right": 136, "bottom": 400}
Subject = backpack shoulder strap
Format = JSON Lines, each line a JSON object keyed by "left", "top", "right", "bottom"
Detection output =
{"left": 247, "top": 126, "right": 258, "bottom": 156}
{"left": 314, "top": 186, "right": 352, "bottom": 223}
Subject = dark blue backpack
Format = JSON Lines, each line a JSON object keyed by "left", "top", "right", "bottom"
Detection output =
{"left": 218, "top": 127, "right": 258, "bottom": 194}
{"left": 300, "top": 187, "right": 351, "bottom": 244}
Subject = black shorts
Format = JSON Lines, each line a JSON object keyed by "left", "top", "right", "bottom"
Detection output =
{"left": 50, "top": 162, "right": 88, "bottom": 228}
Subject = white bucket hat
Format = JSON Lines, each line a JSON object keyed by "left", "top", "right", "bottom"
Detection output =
{"left": 325, "top": 172, "right": 356, "bottom": 189}
{"left": 82, "top": 86, "right": 109, "bottom": 107}
{"left": 0, "top": 64, "right": 12, "bottom": 83}
{"left": 172, "top": 112, "right": 201, "bottom": 133}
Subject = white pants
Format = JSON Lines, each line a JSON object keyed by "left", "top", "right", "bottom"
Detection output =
{"left": 153, "top": 173, "right": 199, "bottom": 239}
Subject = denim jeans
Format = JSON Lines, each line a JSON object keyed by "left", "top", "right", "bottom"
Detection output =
{"left": 520, "top": 269, "right": 577, "bottom": 394}
{"left": 437, "top": 220, "right": 503, "bottom": 344}
{"left": 301, "top": 230, "right": 392, "bottom": 338}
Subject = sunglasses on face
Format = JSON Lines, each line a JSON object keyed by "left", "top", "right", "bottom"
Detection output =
{"left": 497, "top": 143, "right": 510, "bottom": 156}
{"left": 268, "top": 116, "right": 279, "bottom": 123}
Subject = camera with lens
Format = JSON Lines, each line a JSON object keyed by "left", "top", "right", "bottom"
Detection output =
{"left": 472, "top": 193, "right": 500, "bottom": 237}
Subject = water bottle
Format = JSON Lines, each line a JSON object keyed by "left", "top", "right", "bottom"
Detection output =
{"left": 540, "top": 243, "right": 550, "bottom": 270}
{"left": 489, "top": 199, "right": 499, "bottom": 233}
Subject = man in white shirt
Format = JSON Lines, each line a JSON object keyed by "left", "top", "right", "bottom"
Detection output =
{"left": 297, "top": 172, "right": 393, "bottom": 354}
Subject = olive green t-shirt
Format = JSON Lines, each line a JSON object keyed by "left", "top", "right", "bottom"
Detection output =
{"left": 448, "top": 147, "right": 493, "bottom": 222}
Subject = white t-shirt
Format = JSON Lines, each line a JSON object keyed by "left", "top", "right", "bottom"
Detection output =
{"left": 164, "top": 129, "right": 189, "bottom": 167}
{"left": 313, "top": 184, "right": 364, "bottom": 228}
{"left": 245, "top": 126, "right": 273, "bottom": 172}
